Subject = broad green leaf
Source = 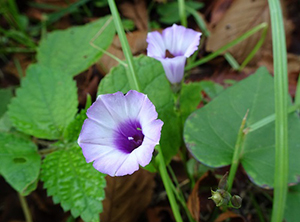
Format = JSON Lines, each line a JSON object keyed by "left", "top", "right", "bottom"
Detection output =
{"left": 284, "top": 184, "right": 300, "bottom": 222}
{"left": 37, "top": 16, "right": 115, "bottom": 77}
{"left": 0, "top": 132, "right": 40, "bottom": 194}
{"left": 41, "top": 144, "right": 106, "bottom": 222}
{"left": 184, "top": 67, "right": 300, "bottom": 187}
{"left": 98, "top": 55, "right": 181, "bottom": 165}
{"left": 180, "top": 82, "right": 202, "bottom": 123}
{"left": 8, "top": 64, "right": 78, "bottom": 139}
{"left": 0, "top": 113, "right": 12, "bottom": 132}
{"left": 157, "top": 1, "right": 204, "bottom": 24}
{"left": 0, "top": 88, "right": 13, "bottom": 117}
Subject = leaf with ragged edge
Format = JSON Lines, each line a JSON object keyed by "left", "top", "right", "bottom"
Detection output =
{"left": 184, "top": 67, "right": 300, "bottom": 187}
{"left": 37, "top": 16, "right": 115, "bottom": 77}
{"left": 8, "top": 64, "right": 78, "bottom": 139}
{"left": 0, "top": 88, "right": 13, "bottom": 117}
{"left": 180, "top": 82, "right": 202, "bottom": 123}
{"left": 284, "top": 184, "right": 300, "bottom": 222}
{"left": 0, "top": 132, "right": 40, "bottom": 194}
{"left": 98, "top": 55, "right": 181, "bottom": 166}
{"left": 41, "top": 144, "right": 106, "bottom": 222}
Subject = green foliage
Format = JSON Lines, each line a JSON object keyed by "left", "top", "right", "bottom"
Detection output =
{"left": 184, "top": 67, "right": 300, "bottom": 187}
{"left": 41, "top": 144, "right": 106, "bottom": 222}
{"left": 199, "top": 80, "right": 224, "bottom": 100}
{"left": 284, "top": 184, "right": 300, "bottom": 222}
{"left": 37, "top": 16, "right": 115, "bottom": 77}
{"left": 157, "top": 1, "right": 204, "bottom": 24}
{"left": 8, "top": 64, "right": 78, "bottom": 139}
{"left": 98, "top": 55, "right": 181, "bottom": 165}
{"left": 0, "top": 132, "right": 40, "bottom": 194}
{"left": 0, "top": 88, "right": 13, "bottom": 117}
{"left": 180, "top": 82, "right": 202, "bottom": 123}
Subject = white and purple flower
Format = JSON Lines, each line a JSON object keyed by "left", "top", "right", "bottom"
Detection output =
{"left": 147, "top": 24, "right": 201, "bottom": 84}
{"left": 78, "top": 90, "right": 163, "bottom": 177}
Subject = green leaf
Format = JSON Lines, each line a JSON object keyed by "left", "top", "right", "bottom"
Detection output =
{"left": 0, "top": 88, "right": 13, "bottom": 117}
{"left": 180, "top": 82, "right": 202, "bottom": 123}
{"left": 8, "top": 64, "right": 78, "bottom": 139}
{"left": 98, "top": 55, "right": 181, "bottom": 165}
{"left": 199, "top": 80, "right": 224, "bottom": 100}
{"left": 0, "top": 132, "right": 40, "bottom": 194}
{"left": 284, "top": 184, "right": 300, "bottom": 222}
{"left": 157, "top": 1, "right": 204, "bottom": 24}
{"left": 37, "top": 16, "right": 115, "bottom": 77}
{"left": 184, "top": 67, "right": 300, "bottom": 187}
{"left": 41, "top": 144, "right": 106, "bottom": 222}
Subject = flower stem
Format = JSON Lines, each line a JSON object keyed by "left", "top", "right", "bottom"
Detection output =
{"left": 156, "top": 146, "right": 183, "bottom": 222}
{"left": 18, "top": 193, "right": 33, "bottom": 222}
{"left": 107, "top": 0, "right": 141, "bottom": 92}
{"left": 268, "top": 0, "right": 289, "bottom": 222}
{"left": 227, "top": 110, "right": 249, "bottom": 193}
{"left": 178, "top": 0, "right": 187, "bottom": 27}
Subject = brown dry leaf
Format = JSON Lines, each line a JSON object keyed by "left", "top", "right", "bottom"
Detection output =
{"left": 187, "top": 171, "right": 218, "bottom": 222}
{"left": 100, "top": 168, "right": 155, "bottom": 222}
{"left": 119, "top": 0, "right": 148, "bottom": 31}
{"left": 207, "top": 0, "right": 293, "bottom": 64}
{"left": 210, "top": 0, "right": 234, "bottom": 26}
{"left": 214, "top": 211, "right": 245, "bottom": 222}
{"left": 97, "top": 31, "right": 148, "bottom": 74}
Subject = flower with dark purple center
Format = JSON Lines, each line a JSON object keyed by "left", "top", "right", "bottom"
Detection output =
{"left": 147, "top": 24, "right": 201, "bottom": 84}
{"left": 78, "top": 90, "right": 163, "bottom": 176}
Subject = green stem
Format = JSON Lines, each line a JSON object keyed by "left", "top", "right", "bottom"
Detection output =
{"left": 268, "top": 0, "right": 289, "bottom": 222}
{"left": 107, "top": 0, "right": 141, "bottom": 92}
{"left": 18, "top": 193, "right": 33, "bottom": 222}
{"left": 185, "top": 5, "right": 210, "bottom": 36}
{"left": 227, "top": 110, "right": 249, "bottom": 193}
{"left": 156, "top": 146, "right": 183, "bottom": 222}
{"left": 247, "top": 104, "right": 300, "bottom": 133}
{"left": 178, "top": 0, "right": 187, "bottom": 27}
{"left": 185, "top": 23, "right": 268, "bottom": 71}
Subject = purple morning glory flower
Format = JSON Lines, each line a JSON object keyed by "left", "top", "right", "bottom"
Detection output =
{"left": 78, "top": 90, "right": 163, "bottom": 177}
{"left": 147, "top": 24, "right": 201, "bottom": 84}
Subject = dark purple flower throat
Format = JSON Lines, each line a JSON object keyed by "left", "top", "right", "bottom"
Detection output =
{"left": 114, "top": 119, "right": 145, "bottom": 153}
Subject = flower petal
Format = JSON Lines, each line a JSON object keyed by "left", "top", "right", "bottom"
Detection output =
{"left": 162, "top": 24, "right": 201, "bottom": 57}
{"left": 93, "top": 150, "right": 129, "bottom": 176}
{"left": 114, "top": 153, "right": 140, "bottom": 176}
{"left": 146, "top": 31, "right": 166, "bottom": 58}
{"left": 158, "top": 56, "right": 186, "bottom": 84}
{"left": 124, "top": 90, "right": 146, "bottom": 119}
{"left": 78, "top": 118, "right": 114, "bottom": 145}
{"left": 133, "top": 137, "right": 157, "bottom": 166}
{"left": 142, "top": 119, "right": 164, "bottom": 143}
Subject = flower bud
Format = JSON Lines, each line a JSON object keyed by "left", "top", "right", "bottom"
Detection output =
{"left": 231, "top": 195, "right": 242, "bottom": 208}
{"left": 209, "top": 189, "right": 231, "bottom": 207}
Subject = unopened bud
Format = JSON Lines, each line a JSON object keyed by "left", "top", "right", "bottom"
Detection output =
{"left": 231, "top": 195, "right": 242, "bottom": 208}
{"left": 209, "top": 189, "right": 231, "bottom": 207}
{"left": 218, "top": 172, "right": 228, "bottom": 190}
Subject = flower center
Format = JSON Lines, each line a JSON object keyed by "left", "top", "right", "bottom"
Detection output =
{"left": 165, "top": 50, "right": 175, "bottom": 58}
{"left": 114, "top": 120, "right": 145, "bottom": 153}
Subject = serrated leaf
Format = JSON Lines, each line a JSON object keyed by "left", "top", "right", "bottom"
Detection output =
{"left": 41, "top": 144, "right": 106, "bottom": 222}
{"left": 37, "top": 16, "right": 115, "bottom": 77}
{"left": 8, "top": 64, "right": 78, "bottom": 139}
{"left": 0, "top": 88, "right": 13, "bottom": 117}
{"left": 0, "top": 132, "right": 40, "bottom": 194}
{"left": 98, "top": 55, "right": 181, "bottom": 166}
{"left": 184, "top": 67, "right": 300, "bottom": 187}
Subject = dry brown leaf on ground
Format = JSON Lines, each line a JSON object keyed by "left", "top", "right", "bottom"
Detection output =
{"left": 97, "top": 31, "right": 148, "bottom": 74}
{"left": 206, "top": 0, "right": 293, "bottom": 65}
{"left": 214, "top": 211, "right": 246, "bottom": 222}
{"left": 119, "top": 0, "right": 148, "bottom": 31}
{"left": 187, "top": 171, "right": 218, "bottom": 222}
{"left": 209, "top": 0, "right": 234, "bottom": 27}
{"left": 100, "top": 168, "right": 155, "bottom": 222}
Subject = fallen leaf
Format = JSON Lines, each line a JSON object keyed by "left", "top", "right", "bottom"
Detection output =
{"left": 187, "top": 171, "right": 218, "bottom": 221}
{"left": 100, "top": 168, "right": 155, "bottom": 222}
{"left": 210, "top": 0, "right": 234, "bottom": 27}
{"left": 119, "top": 0, "right": 148, "bottom": 31}
{"left": 214, "top": 211, "right": 245, "bottom": 222}
{"left": 206, "top": 0, "right": 293, "bottom": 64}
{"left": 97, "top": 31, "right": 148, "bottom": 74}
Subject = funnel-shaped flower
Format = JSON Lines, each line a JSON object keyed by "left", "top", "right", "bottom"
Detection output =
{"left": 78, "top": 90, "right": 163, "bottom": 176}
{"left": 147, "top": 24, "right": 201, "bottom": 84}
